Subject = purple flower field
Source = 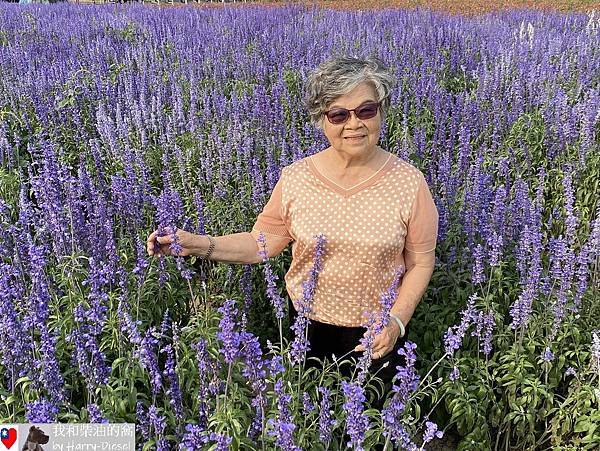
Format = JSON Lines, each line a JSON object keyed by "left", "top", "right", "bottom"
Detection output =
{"left": 0, "top": 3, "right": 599, "bottom": 450}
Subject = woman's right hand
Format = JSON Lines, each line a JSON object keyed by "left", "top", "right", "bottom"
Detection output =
{"left": 146, "top": 228, "right": 201, "bottom": 257}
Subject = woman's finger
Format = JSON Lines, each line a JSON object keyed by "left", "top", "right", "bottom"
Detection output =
{"left": 371, "top": 335, "right": 382, "bottom": 350}
{"left": 372, "top": 349, "right": 386, "bottom": 360}
{"left": 156, "top": 235, "right": 173, "bottom": 244}
{"left": 147, "top": 231, "right": 157, "bottom": 255}
{"left": 147, "top": 230, "right": 156, "bottom": 244}
{"left": 373, "top": 346, "right": 392, "bottom": 359}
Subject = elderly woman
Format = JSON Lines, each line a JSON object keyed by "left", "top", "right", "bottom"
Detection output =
{"left": 147, "top": 56, "right": 438, "bottom": 392}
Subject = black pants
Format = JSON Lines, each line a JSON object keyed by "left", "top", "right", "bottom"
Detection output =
{"left": 289, "top": 301, "right": 409, "bottom": 410}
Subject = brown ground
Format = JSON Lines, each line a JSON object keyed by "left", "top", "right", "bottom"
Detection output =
{"left": 242, "top": 0, "right": 600, "bottom": 15}
{"left": 73, "top": 0, "right": 600, "bottom": 15}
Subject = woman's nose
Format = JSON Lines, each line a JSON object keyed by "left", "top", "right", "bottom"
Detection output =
{"left": 345, "top": 111, "right": 363, "bottom": 127}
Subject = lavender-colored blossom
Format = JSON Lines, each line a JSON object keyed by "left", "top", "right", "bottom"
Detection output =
{"left": 217, "top": 299, "right": 242, "bottom": 364}
{"left": 268, "top": 354, "right": 286, "bottom": 378}
{"left": 341, "top": 381, "right": 369, "bottom": 451}
{"left": 148, "top": 404, "right": 169, "bottom": 451}
{"left": 290, "top": 234, "right": 326, "bottom": 365}
{"left": 87, "top": 403, "right": 108, "bottom": 424}
{"left": 25, "top": 398, "right": 59, "bottom": 423}
{"left": 591, "top": 331, "right": 600, "bottom": 374}
{"left": 37, "top": 324, "right": 66, "bottom": 405}
{"left": 423, "top": 421, "right": 444, "bottom": 444}
{"left": 240, "top": 264, "right": 254, "bottom": 317}
{"left": 548, "top": 236, "right": 575, "bottom": 338}
{"left": 565, "top": 367, "right": 577, "bottom": 377}
{"left": 117, "top": 296, "right": 143, "bottom": 346}
{"left": 249, "top": 392, "right": 267, "bottom": 440}
{"left": 240, "top": 331, "right": 267, "bottom": 389}
{"left": 136, "top": 402, "right": 151, "bottom": 442}
{"left": 540, "top": 347, "right": 555, "bottom": 363}
{"left": 449, "top": 366, "right": 460, "bottom": 381}
{"left": 211, "top": 433, "right": 233, "bottom": 451}
{"left": 562, "top": 171, "right": 578, "bottom": 245}
{"left": 257, "top": 232, "right": 286, "bottom": 320}
{"left": 161, "top": 344, "right": 184, "bottom": 422}
{"left": 381, "top": 341, "right": 419, "bottom": 451}
{"left": 302, "top": 392, "right": 315, "bottom": 415}
{"left": 486, "top": 231, "right": 503, "bottom": 268}
{"left": 180, "top": 424, "right": 205, "bottom": 450}
{"left": 68, "top": 259, "right": 111, "bottom": 394}
{"left": 180, "top": 426, "right": 232, "bottom": 451}
{"left": 443, "top": 295, "right": 477, "bottom": 356}
{"left": 138, "top": 328, "right": 163, "bottom": 397}
{"left": 0, "top": 263, "right": 32, "bottom": 390}
{"left": 376, "top": 267, "right": 406, "bottom": 334}
{"left": 266, "top": 379, "right": 300, "bottom": 451}
{"left": 355, "top": 266, "right": 406, "bottom": 382}
{"left": 132, "top": 236, "right": 150, "bottom": 288}
{"left": 193, "top": 190, "right": 207, "bottom": 235}
{"left": 193, "top": 339, "right": 218, "bottom": 429}
{"left": 238, "top": 330, "right": 269, "bottom": 439}
{"left": 318, "top": 387, "right": 336, "bottom": 445}
{"left": 509, "top": 286, "right": 536, "bottom": 331}
{"left": 471, "top": 310, "right": 495, "bottom": 357}
{"left": 471, "top": 244, "right": 486, "bottom": 285}
{"left": 355, "top": 313, "right": 378, "bottom": 384}
{"left": 154, "top": 186, "right": 184, "bottom": 237}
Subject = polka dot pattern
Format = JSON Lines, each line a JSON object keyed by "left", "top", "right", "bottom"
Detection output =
{"left": 254, "top": 151, "right": 437, "bottom": 327}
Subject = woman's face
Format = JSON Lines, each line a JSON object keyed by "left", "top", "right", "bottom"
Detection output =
{"left": 320, "top": 82, "right": 382, "bottom": 157}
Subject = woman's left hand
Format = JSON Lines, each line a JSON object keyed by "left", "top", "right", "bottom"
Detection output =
{"left": 354, "top": 322, "right": 401, "bottom": 360}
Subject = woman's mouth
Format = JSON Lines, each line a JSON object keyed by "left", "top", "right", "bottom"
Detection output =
{"left": 345, "top": 136, "right": 366, "bottom": 142}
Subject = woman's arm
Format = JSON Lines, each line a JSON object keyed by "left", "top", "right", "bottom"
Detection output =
{"left": 390, "top": 249, "right": 436, "bottom": 328}
{"left": 357, "top": 249, "right": 435, "bottom": 358}
{"left": 146, "top": 229, "right": 291, "bottom": 264}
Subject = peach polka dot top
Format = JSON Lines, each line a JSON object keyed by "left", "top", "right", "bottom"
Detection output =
{"left": 252, "top": 150, "right": 439, "bottom": 327}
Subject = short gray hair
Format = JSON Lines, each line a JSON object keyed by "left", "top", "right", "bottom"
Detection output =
{"left": 303, "top": 56, "right": 396, "bottom": 129}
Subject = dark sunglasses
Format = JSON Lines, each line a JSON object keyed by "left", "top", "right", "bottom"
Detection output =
{"left": 323, "top": 101, "right": 380, "bottom": 125}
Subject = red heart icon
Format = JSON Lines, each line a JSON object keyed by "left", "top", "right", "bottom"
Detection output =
{"left": 0, "top": 427, "right": 17, "bottom": 449}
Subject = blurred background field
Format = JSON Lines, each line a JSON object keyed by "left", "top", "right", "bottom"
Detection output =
{"left": 63, "top": 0, "right": 600, "bottom": 15}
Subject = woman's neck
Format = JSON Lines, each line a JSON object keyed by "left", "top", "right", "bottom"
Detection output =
{"left": 321, "top": 145, "right": 384, "bottom": 170}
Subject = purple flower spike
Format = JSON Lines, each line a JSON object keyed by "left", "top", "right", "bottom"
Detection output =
{"left": 341, "top": 381, "right": 369, "bottom": 451}
{"left": 25, "top": 398, "right": 59, "bottom": 423}
{"left": 87, "top": 403, "right": 108, "bottom": 424}
{"left": 381, "top": 341, "right": 420, "bottom": 450}
{"left": 266, "top": 379, "right": 300, "bottom": 451}
{"left": 449, "top": 366, "right": 460, "bottom": 381}
{"left": 423, "top": 421, "right": 444, "bottom": 444}
{"left": 257, "top": 232, "right": 286, "bottom": 320}
{"left": 540, "top": 347, "right": 555, "bottom": 363}
{"left": 443, "top": 295, "right": 477, "bottom": 356}
{"left": 318, "top": 387, "right": 336, "bottom": 445}
{"left": 217, "top": 299, "right": 242, "bottom": 364}
{"left": 290, "top": 234, "right": 326, "bottom": 365}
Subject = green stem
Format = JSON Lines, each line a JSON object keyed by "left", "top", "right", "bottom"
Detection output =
{"left": 223, "top": 362, "right": 232, "bottom": 414}
{"left": 417, "top": 352, "right": 450, "bottom": 391}
{"left": 279, "top": 317, "right": 283, "bottom": 358}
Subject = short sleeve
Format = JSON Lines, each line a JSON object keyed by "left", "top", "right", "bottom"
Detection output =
{"left": 404, "top": 173, "right": 438, "bottom": 253}
{"left": 252, "top": 173, "right": 293, "bottom": 239}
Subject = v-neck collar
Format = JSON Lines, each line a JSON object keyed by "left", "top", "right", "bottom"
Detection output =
{"left": 306, "top": 151, "right": 395, "bottom": 197}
